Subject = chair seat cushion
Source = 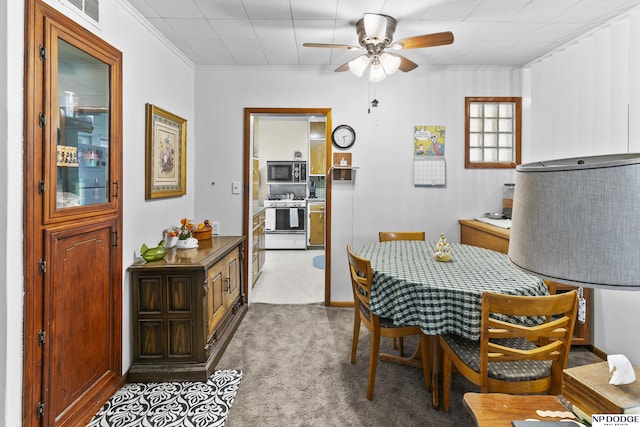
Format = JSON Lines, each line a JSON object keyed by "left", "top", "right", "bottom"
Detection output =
{"left": 442, "top": 334, "right": 552, "bottom": 381}
{"left": 358, "top": 302, "right": 401, "bottom": 328}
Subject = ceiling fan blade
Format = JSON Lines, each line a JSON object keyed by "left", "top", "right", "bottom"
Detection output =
{"left": 396, "top": 54, "right": 418, "bottom": 72}
{"left": 335, "top": 61, "right": 351, "bottom": 72}
{"left": 303, "top": 42, "right": 360, "bottom": 50}
{"left": 393, "top": 31, "right": 454, "bottom": 50}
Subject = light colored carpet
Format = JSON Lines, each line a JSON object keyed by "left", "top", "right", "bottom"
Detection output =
{"left": 218, "top": 304, "right": 603, "bottom": 427}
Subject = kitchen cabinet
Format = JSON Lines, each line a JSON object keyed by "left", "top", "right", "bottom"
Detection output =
{"left": 309, "top": 120, "right": 326, "bottom": 175}
{"left": 459, "top": 219, "right": 593, "bottom": 345}
{"left": 308, "top": 202, "right": 325, "bottom": 247}
{"left": 252, "top": 159, "right": 259, "bottom": 203}
{"left": 128, "top": 236, "right": 247, "bottom": 382}
{"left": 252, "top": 209, "right": 266, "bottom": 285}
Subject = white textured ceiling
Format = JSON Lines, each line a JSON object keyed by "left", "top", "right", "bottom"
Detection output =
{"left": 126, "top": 0, "right": 640, "bottom": 68}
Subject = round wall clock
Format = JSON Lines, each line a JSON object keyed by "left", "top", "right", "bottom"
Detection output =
{"left": 332, "top": 124, "right": 356, "bottom": 149}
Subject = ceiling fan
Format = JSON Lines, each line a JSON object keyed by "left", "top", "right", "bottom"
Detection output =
{"left": 303, "top": 13, "right": 454, "bottom": 82}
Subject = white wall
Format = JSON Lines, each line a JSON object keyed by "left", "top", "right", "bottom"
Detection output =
{"left": 194, "top": 66, "right": 521, "bottom": 302}
{"left": 523, "top": 9, "right": 640, "bottom": 365}
{"left": 2, "top": 1, "right": 196, "bottom": 424}
{"left": 2, "top": 1, "right": 23, "bottom": 425}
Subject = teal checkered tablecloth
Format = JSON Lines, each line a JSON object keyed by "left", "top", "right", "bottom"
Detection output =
{"left": 356, "top": 240, "right": 548, "bottom": 340}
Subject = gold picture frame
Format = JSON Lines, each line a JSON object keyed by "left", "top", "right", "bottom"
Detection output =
{"left": 145, "top": 103, "right": 187, "bottom": 199}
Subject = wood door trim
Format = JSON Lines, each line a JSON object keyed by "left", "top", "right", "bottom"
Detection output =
{"left": 242, "top": 108, "right": 332, "bottom": 305}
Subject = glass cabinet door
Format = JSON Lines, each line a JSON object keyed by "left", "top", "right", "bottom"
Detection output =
{"left": 54, "top": 37, "right": 114, "bottom": 212}
{"left": 49, "top": 30, "right": 119, "bottom": 218}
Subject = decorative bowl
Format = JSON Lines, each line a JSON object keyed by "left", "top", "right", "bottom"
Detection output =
{"left": 192, "top": 226, "right": 212, "bottom": 241}
{"left": 485, "top": 212, "right": 505, "bottom": 220}
{"left": 176, "top": 237, "right": 199, "bottom": 249}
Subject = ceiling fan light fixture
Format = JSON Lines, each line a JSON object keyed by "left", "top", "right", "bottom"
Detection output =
{"left": 380, "top": 53, "right": 401, "bottom": 75}
{"left": 369, "top": 61, "right": 387, "bottom": 82}
{"left": 358, "top": 14, "right": 397, "bottom": 46}
{"left": 348, "top": 55, "right": 370, "bottom": 77}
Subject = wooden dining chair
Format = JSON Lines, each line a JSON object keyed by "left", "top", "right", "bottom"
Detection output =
{"left": 378, "top": 231, "right": 426, "bottom": 242}
{"left": 378, "top": 231, "right": 426, "bottom": 355}
{"left": 439, "top": 290, "right": 578, "bottom": 411}
{"left": 346, "top": 245, "right": 431, "bottom": 400}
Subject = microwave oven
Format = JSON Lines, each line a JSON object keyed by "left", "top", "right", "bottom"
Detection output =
{"left": 267, "top": 161, "right": 307, "bottom": 183}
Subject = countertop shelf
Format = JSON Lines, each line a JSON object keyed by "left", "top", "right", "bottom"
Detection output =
{"left": 329, "top": 164, "right": 359, "bottom": 170}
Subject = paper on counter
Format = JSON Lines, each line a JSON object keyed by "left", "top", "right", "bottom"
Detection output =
{"left": 474, "top": 217, "right": 512, "bottom": 229}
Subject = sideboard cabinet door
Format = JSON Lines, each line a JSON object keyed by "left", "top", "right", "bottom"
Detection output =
{"left": 223, "top": 248, "right": 241, "bottom": 310}
{"left": 206, "top": 262, "right": 227, "bottom": 346}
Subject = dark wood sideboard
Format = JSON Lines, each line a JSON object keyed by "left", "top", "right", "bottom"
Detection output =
{"left": 128, "top": 236, "right": 247, "bottom": 381}
{"left": 459, "top": 219, "right": 592, "bottom": 346}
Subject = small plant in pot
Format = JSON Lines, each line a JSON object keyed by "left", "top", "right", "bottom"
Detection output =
{"left": 176, "top": 218, "right": 198, "bottom": 249}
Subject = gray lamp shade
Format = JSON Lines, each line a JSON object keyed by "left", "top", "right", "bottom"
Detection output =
{"left": 508, "top": 153, "right": 640, "bottom": 290}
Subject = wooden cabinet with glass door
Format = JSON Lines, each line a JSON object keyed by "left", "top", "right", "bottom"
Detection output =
{"left": 24, "top": 2, "right": 123, "bottom": 426}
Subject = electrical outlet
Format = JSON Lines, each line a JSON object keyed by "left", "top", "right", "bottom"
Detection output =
{"left": 232, "top": 181, "right": 241, "bottom": 194}
{"left": 211, "top": 222, "right": 220, "bottom": 235}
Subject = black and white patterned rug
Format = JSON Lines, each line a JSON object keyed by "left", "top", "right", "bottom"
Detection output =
{"left": 87, "top": 370, "right": 242, "bottom": 427}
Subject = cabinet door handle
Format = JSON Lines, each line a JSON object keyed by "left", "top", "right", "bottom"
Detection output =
{"left": 224, "top": 277, "right": 231, "bottom": 291}
{"left": 112, "top": 180, "right": 119, "bottom": 199}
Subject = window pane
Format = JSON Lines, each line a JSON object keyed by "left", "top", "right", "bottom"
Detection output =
{"left": 483, "top": 148, "right": 497, "bottom": 162}
{"left": 470, "top": 133, "right": 483, "bottom": 147}
{"left": 484, "top": 118, "right": 497, "bottom": 132}
{"left": 499, "top": 103, "right": 513, "bottom": 117}
{"left": 484, "top": 133, "right": 497, "bottom": 147}
{"left": 499, "top": 133, "right": 512, "bottom": 147}
{"left": 470, "top": 148, "right": 483, "bottom": 162}
{"left": 499, "top": 148, "right": 513, "bottom": 162}
{"left": 57, "top": 39, "right": 110, "bottom": 209}
{"left": 470, "top": 118, "right": 483, "bottom": 132}
{"left": 470, "top": 103, "right": 482, "bottom": 117}
{"left": 484, "top": 104, "right": 498, "bottom": 117}
{"left": 499, "top": 118, "right": 512, "bottom": 132}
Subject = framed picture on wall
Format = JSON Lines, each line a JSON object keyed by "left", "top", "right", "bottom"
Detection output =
{"left": 145, "top": 103, "right": 187, "bottom": 199}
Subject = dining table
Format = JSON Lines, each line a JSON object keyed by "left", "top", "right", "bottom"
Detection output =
{"left": 355, "top": 240, "right": 549, "bottom": 409}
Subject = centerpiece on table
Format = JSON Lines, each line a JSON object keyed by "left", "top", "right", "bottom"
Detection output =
{"left": 434, "top": 233, "right": 452, "bottom": 262}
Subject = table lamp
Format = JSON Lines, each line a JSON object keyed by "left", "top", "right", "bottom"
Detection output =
{"left": 508, "top": 153, "right": 640, "bottom": 386}
{"left": 508, "top": 153, "right": 640, "bottom": 290}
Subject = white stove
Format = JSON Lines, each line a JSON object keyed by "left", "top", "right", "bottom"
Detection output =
{"left": 263, "top": 197, "right": 307, "bottom": 249}
{"left": 264, "top": 198, "right": 306, "bottom": 208}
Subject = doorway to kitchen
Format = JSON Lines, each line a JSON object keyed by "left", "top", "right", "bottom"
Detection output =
{"left": 243, "top": 108, "right": 332, "bottom": 305}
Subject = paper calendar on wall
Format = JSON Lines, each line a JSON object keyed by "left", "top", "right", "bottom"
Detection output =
{"left": 414, "top": 157, "right": 446, "bottom": 186}
{"left": 413, "top": 125, "right": 446, "bottom": 186}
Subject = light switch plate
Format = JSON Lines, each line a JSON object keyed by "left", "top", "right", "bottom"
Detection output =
{"left": 232, "top": 181, "right": 240, "bottom": 194}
